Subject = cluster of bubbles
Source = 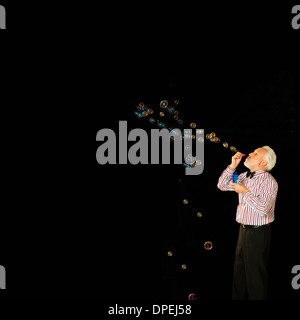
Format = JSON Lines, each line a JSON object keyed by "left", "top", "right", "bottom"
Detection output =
{"left": 134, "top": 102, "right": 166, "bottom": 129}
{"left": 160, "top": 100, "right": 183, "bottom": 125}
{"left": 205, "top": 132, "right": 220, "bottom": 143}
{"left": 206, "top": 132, "right": 239, "bottom": 153}
{"left": 167, "top": 238, "right": 213, "bottom": 271}
{"left": 183, "top": 161, "right": 196, "bottom": 169}
{"left": 134, "top": 102, "right": 154, "bottom": 119}
{"left": 134, "top": 101, "right": 204, "bottom": 157}
{"left": 135, "top": 100, "right": 181, "bottom": 130}
{"left": 135, "top": 102, "right": 240, "bottom": 154}
{"left": 183, "top": 150, "right": 199, "bottom": 169}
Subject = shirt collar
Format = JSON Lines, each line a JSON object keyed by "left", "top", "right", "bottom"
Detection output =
{"left": 252, "top": 170, "right": 266, "bottom": 177}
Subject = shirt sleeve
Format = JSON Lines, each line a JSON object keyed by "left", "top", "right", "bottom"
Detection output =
{"left": 243, "top": 177, "right": 278, "bottom": 216}
{"left": 217, "top": 166, "right": 235, "bottom": 191}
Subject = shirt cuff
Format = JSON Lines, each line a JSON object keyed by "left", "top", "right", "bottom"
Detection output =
{"left": 226, "top": 166, "right": 235, "bottom": 174}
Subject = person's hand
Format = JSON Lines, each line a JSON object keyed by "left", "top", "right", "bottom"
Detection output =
{"left": 229, "top": 152, "right": 244, "bottom": 171}
{"left": 230, "top": 183, "right": 248, "bottom": 194}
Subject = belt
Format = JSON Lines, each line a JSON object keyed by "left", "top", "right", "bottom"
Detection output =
{"left": 241, "top": 224, "right": 270, "bottom": 229}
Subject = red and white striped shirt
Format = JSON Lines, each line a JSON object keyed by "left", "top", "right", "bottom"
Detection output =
{"left": 217, "top": 166, "right": 278, "bottom": 226}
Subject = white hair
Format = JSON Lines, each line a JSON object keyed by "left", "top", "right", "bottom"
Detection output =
{"left": 261, "top": 146, "right": 277, "bottom": 171}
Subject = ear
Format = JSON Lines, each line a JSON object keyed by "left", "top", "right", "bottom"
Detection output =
{"left": 261, "top": 160, "right": 268, "bottom": 168}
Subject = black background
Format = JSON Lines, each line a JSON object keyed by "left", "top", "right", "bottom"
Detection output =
{"left": 0, "top": 1, "right": 299, "bottom": 303}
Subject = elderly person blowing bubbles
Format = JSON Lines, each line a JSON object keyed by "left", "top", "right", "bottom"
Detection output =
{"left": 217, "top": 146, "right": 278, "bottom": 300}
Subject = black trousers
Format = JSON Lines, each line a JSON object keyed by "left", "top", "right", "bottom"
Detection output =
{"left": 232, "top": 224, "right": 271, "bottom": 300}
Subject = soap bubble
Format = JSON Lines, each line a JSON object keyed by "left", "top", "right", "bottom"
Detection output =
{"left": 157, "top": 122, "right": 166, "bottom": 128}
{"left": 188, "top": 293, "right": 197, "bottom": 300}
{"left": 178, "top": 119, "right": 183, "bottom": 125}
{"left": 160, "top": 100, "right": 168, "bottom": 108}
{"left": 159, "top": 112, "right": 165, "bottom": 117}
{"left": 148, "top": 108, "right": 153, "bottom": 114}
{"left": 172, "top": 129, "right": 181, "bottom": 136}
{"left": 197, "top": 212, "right": 202, "bottom": 217}
{"left": 190, "top": 122, "right": 196, "bottom": 129}
{"left": 183, "top": 199, "right": 188, "bottom": 204}
{"left": 149, "top": 117, "right": 155, "bottom": 123}
{"left": 174, "top": 100, "right": 179, "bottom": 105}
{"left": 167, "top": 107, "right": 175, "bottom": 114}
{"left": 204, "top": 241, "right": 213, "bottom": 250}
{"left": 206, "top": 134, "right": 211, "bottom": 140}
{"left": 167, "top": 251, "right": 173, "bottom": 257}
{"left": 181, "top": 264, "right": 187, "bottom": 270}
{"left": 223, "top": 142, "right": 228, "bottom": 148}
{"left": 210, "top": 132, "right": 216, "bottom": 138}
{"left": 142, "top": 111, "right": 148, "bottom": 117}
{"left": 185, "top": 158, "right": 191, "bottom": 165}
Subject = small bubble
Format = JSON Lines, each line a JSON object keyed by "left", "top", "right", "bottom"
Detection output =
{"left": 188, "top": 293, "right": 197, "bottom": 300}
{"left": 160, "top": 100, "right": 168, "bottom": 108}
{"left": 204, "top": 241, "right": 213, "bottom": 250}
